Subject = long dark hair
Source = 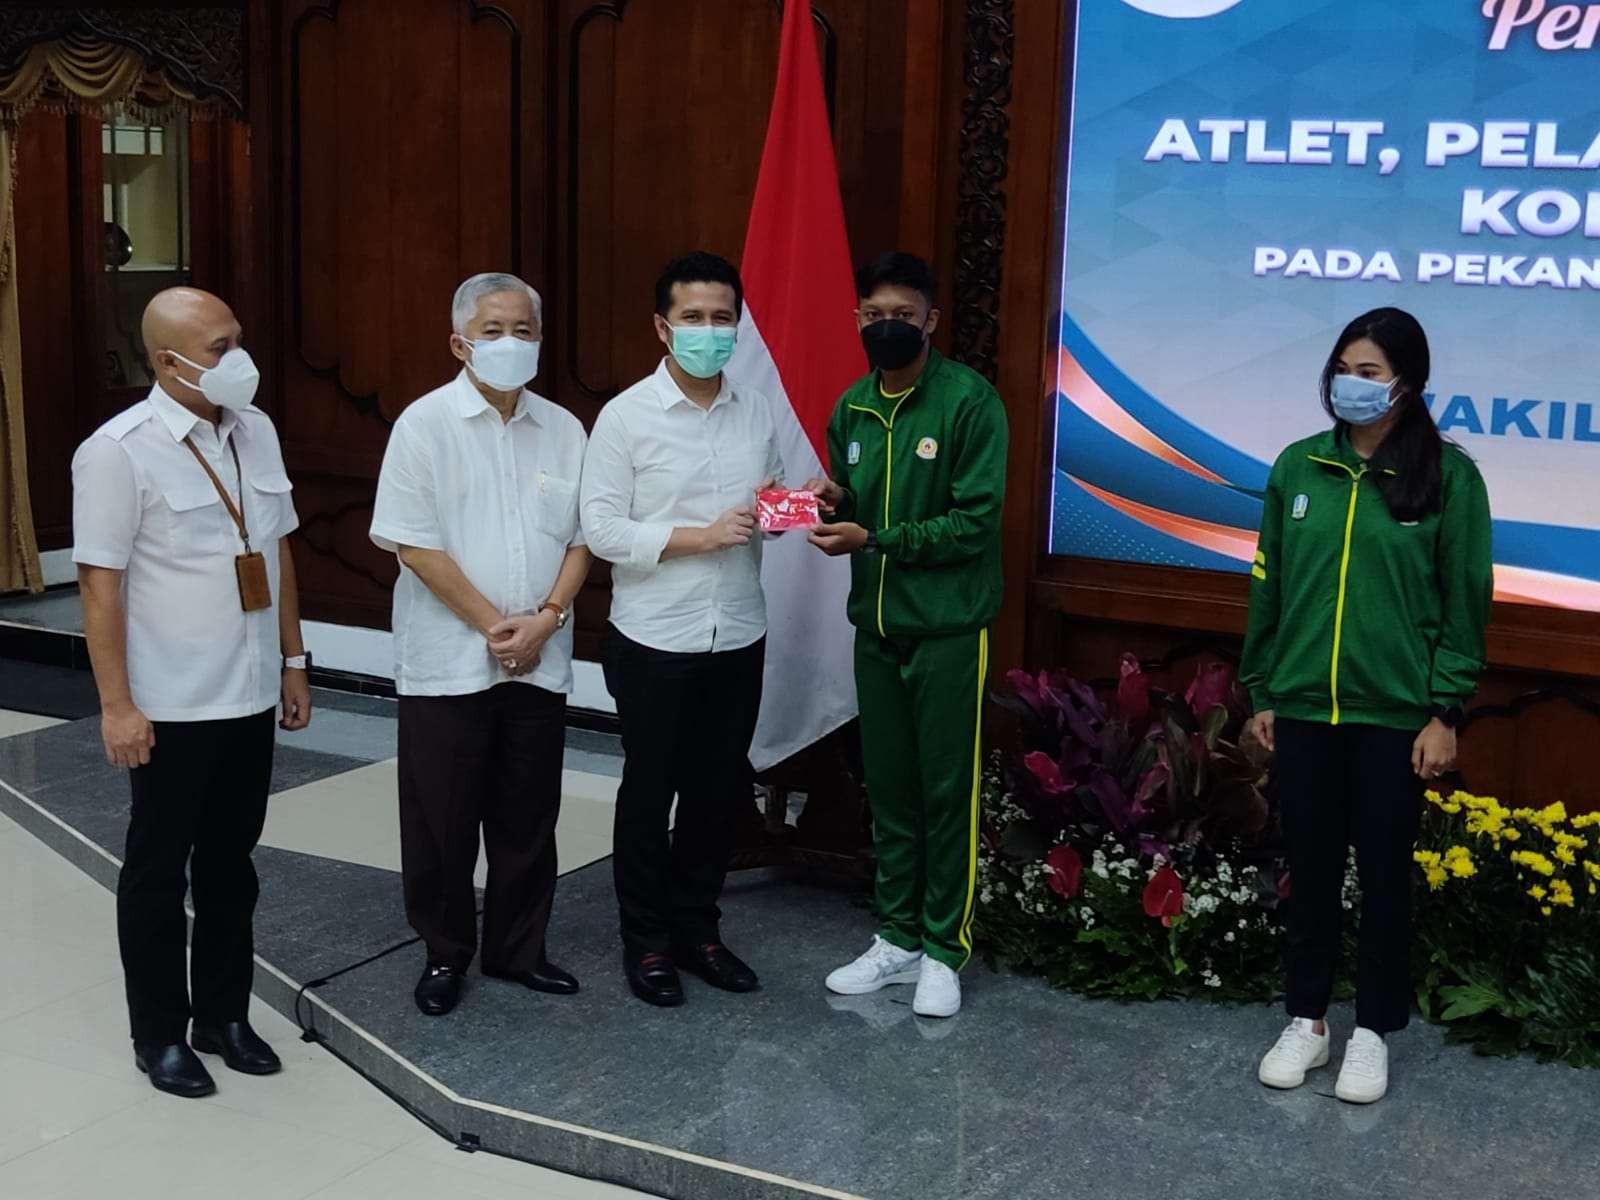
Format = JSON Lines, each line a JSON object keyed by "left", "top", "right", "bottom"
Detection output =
{"left": 1319, "top": 307, "right": 1442, "bottom": 522}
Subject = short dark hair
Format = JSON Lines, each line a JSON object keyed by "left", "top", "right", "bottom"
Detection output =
{"left": 855, "top": 252, "right": 938, "bottom": 307}
{"left": 654, "top": 252, "right": 743, "bottom": 318}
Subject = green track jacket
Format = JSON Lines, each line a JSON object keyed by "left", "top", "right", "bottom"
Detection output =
{"left": 1240, "top": 428, "right": 1493, "bottom": 730}
{"left": 825, "top": 349, "right": 1008, "bottom": 639}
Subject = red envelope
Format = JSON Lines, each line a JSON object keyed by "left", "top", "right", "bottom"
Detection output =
{"left": 757, "top": 488, "right": 821, "bottom": 532}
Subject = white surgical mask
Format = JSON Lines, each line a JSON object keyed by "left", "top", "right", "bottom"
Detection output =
{"left": 465, "top": 335, "right": 540, "bottom": 392}
{"left": 168, "top": 347, "right": 261, "bottom": 412}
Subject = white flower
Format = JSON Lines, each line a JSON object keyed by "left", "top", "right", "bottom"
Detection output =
{"left": 1224, "top": 931, "right": 1236, "bottom": 943}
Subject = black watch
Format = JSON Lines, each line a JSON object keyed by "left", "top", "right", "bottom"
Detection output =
{"left": 1428, "top": 703, "right": 1465, "bottom": 729}
{"left": 862, "top": 531, "right": 880, "bottom": 555}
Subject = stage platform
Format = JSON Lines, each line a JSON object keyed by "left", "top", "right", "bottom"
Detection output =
{"left": 1, "top": 708, "right": 1595, "bottom": 1200}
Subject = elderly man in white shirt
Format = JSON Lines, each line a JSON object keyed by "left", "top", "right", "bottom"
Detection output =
{"left": 73, "top": 288, "right": 311, "bottom": 1099}
{"left": 371, "top": 273, "right": 591, "bottom": 1018}
{"left": 580, "top": 251, "right": 782, "bottom": 1008}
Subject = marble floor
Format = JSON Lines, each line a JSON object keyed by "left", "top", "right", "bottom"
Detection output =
{"left": 0, "top": 708, "right": 643, "bottom": 1200}
{"left": 3, "top": 684, "right": 1599, "bottom": 1200}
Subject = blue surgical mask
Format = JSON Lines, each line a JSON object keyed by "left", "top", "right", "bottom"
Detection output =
{"left": 669, "top": 325, "right": 737, "bottom": 379}
{"left": 1330, "top": 374, "right": 1396, "bottom": 426}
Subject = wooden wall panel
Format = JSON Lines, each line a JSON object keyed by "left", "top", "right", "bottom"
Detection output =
{"left": 276, "top": 0, "right": 531, "bottom": 626}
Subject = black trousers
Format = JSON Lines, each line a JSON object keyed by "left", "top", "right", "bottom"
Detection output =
{"left": 397, "top": 682, "right": 565, "bottom": 972}
{"left": 602, "top": 625, "right": 765, "bottom": 956}
{"left": 1276, "top": 717, "right": 1423, "bottom": 1035}
{"left": 118, "top": 709, "right": 276, "bottom": 1046}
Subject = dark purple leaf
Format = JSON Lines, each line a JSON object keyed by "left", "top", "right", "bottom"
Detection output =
{"left": 1185, "top": 662, "right": 1236, "bottom": 721}
{"left": 1116, "top": 654, "right": 1150, "bottom": 723}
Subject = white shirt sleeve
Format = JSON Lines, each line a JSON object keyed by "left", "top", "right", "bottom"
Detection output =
{"left": 370, "top": 421, "right": 444, "bottom": 553}
{"left": 568, "top": 424, "right": 589, "bottom": 550}
{"left": 580, "top": 407, "right": 673, "bottom": 571}
{"left": 71, "top": 437, "right": 140, "bottom": 570}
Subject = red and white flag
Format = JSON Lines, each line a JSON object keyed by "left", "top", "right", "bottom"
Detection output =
{"left": 732, "top": 0, "right": 864, "bottom": 771}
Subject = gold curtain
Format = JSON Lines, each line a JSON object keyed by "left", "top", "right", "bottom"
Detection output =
{"left": 0, "top": 34, "right": 211, "bottom": 592}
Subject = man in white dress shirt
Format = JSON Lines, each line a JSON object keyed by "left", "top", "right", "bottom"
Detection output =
{"left": 73, "top": 288, "right": 311, "bottom": 1098}
{"left": 581, "top": 252, "right": 782, "bottom": 1007}
{"left": 371, "top": 273, "right": 591, "bottom": 1017}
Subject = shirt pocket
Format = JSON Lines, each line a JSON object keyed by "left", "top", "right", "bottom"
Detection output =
{"left": 160, "top": 481, "right": 230, "bottom": 559}
{"left": 246, "top": 472, "right": 296, "bottom": 544}
{"left": 533, "top": 472, "right": 580, "bottom": 542}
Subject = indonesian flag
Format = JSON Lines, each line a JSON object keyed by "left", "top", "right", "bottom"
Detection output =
{"left": 732, "top": 0, "right": 864, "bottom": 772}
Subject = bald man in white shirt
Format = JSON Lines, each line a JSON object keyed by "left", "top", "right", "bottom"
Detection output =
{"left": 371, "top": 273, "right": 591, "bottom": 1018}
{"left": 73, "top": 288, "right": 310, "bottom": 1099}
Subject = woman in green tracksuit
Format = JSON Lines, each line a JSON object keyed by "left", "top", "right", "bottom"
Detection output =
{"left": 805, "top": 252, "right": 1008, "bottom": 1020}
{"left": 1244, "top": 307, "right": 1492, "bottom": 1105}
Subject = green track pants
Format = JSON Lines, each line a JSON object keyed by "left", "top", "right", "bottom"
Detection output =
{"left": 854, "top": 627, "right": 988, "bottom": 971}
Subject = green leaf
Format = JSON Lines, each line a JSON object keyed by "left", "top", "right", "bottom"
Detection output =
{"left": 1438, "top": 983, "right": 1504, "bottom": 1022}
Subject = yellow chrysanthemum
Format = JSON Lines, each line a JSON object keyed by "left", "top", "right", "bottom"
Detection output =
{"left": 1572, "top": 812, "right": 1600, "bottom": 830}
{"left": 1424, "top": 866, "right": 1448, "bottom": 891}
{"left": 1528, "top": 885, "right": 1547, "bottom": 901}
{"left": 1541, "top": 906, "right": 1553, "bottom": 917}
{"left": 1555, "top": 846, "right": 1578, "bottom": 867}
{"left": 1414, "top": 850, "right": 1442, "bottom": 868}
{"left": 1511, "top": 850, "right": 1556, "bottom": 877}
{"left": 1550, "top": 880, "right": 1575, "bottom": 908}
{"left": 1585, "top": 862, "right": 1600, "bottom": 882}
{"left": 1503, "top": 828, "right": 1522, "bottom": 842}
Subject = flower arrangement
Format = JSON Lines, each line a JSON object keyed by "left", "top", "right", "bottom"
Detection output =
{"left": 976, "top": 656, "right": 1600, "bottom": 1068}
{"left": 977, "top": 655, "right": 1292, "bottom": 1003}
{"left": 1411, "top": 791, "right": 1600, "bottom": 1066}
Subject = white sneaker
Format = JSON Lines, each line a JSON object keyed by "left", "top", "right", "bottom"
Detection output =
{"left": 1257, "top": 1018, "right": 1331, "bottom": 1089}
{"left": 911, "top": 957, "right": 961, "bottom": 1018}
{"left": 1335, "top": 1028, "right": 1389, "bottom": 1104}
{"left": 825, "top": 936, "right": 923, "bottom": 995}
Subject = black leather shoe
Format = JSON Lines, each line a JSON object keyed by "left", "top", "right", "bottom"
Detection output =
{"left": 673, "top": 941, "right": 760, "bottom": 993}
{"left": 484, "top": 959, "right": 580, "bottom": 996}
{"left": 191, "top": 1021, "right": 282, "bottom": 1075}
{"left": 625, "top": 951, "right": 685, "bottom": 1007}
{"left": 134, "top": 1042, "right": 217, "bottom": 1098}
{"left": 414, "top": 964, "right": 465, "bottom": 1016}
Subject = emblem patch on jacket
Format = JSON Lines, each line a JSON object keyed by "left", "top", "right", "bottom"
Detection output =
{"left": 847, "top": 441, "right": 861, "bottom": 465}
{"left": 1292, "top": 494, "right": 1309, "bottom": 520}
{"left": 916, "top": 437, "right": 938, "bottom": 461}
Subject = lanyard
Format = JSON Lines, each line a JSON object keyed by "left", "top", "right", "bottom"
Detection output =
{"left": 182, "top": 435, "right": 252, "bottom": 553}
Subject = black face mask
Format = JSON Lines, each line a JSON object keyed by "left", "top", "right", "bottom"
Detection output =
{"left": 861, "top": 319, "right": 927, "bottom": 372}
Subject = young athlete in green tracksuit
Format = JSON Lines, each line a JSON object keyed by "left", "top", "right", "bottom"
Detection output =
{"left": 1245, "top": 307, "right": 1492, "bottom": 1106}
{"left": 806, "top": 252, "right": 1008, "bottom": 1018}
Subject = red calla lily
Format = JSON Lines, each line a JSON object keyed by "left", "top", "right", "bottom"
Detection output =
{"left": 1142, "top": 865, "right": 1185, "bottom": 926}
{"left": 1045, "top": 844, "right": 1083, "bottom": 899}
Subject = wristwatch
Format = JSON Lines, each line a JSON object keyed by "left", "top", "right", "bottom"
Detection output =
{"left": 1428, "top": 703, "right": 1465, "bottom": 729}
{"left": 283, "top": 653, "right": 312, "bottom": 672}
{"left": 862, "top": 531, "right": 880, "bottom": 555}
{"left": 540, "top": 601, "right": 570, "bottom": 630}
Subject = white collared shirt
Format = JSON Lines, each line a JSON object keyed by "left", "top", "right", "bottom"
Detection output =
{"left": 71, "top": 385, "right": 299, "bottom": 723}
{"left": 370, "top": 371, "right": 587, "bottom": 697}
{"left": 580, "top": 359, "right": 783, "bottom": 654}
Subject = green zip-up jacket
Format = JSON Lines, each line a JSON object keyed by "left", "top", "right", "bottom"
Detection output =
{"left": 825, "top": 348, "right": 1008, "bottom": 639}
{"left": 1240, "top": 428, "right": 1493, "bottom": 730}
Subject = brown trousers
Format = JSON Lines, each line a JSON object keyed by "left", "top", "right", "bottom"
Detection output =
{"left": 397, "top": 682, "right": 565, "bottom": 972}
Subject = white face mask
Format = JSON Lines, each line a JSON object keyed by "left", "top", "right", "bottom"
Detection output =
{"left": 168, "top": 347, "right": 261, "bottom": 412}
{"left": 464, "top": 335, "right": 540, "bottom": 392}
